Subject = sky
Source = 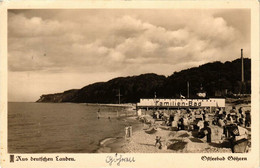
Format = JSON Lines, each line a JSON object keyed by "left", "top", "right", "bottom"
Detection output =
{"left": 8, "top": 9, "right": 251, "bottom": 102}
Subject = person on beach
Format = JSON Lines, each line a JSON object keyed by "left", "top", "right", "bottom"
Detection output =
{"left": 223, "top": 111, "right": 227, "bottom": 119}
{"left": 230, "top": 106, "right": 237, "bottom": 114}
{"left": 245, "top": 110, "right": 251, "bottom": 127}
{"left": 204, "top": 111, "right": 209, "bottom": 122}
{"left": 159, "top": 111, "right": 164, "bottom": 119}
{"left": 178, "top": 117, "right": 184, "bottom": 130}
{"left": 152, "top": 111, "right": 156, "bottom": 119}
{"left": 97, "top": 109, "right": 100, "bottom": 119}
{"left": 183, "top": 115, "right": 189, "bottom": 130}
{"left": 156, "top": 111, "right": 160, "bottom": 119}
{"left": 125, "top": 126, "right": 129, "bottom": 139}
{"left": 168, "top": 113, "right": 174, "bottom": 126}
{"left": 197, "top": 120, "right": 204, "bottom": 131}
{"left": 202, "top": 121, "right": 211, "bottom": 143}
{"left": 155, "top": 136, "right": 162, "bottom": 149}
{"left": 222, "top": 121, "right": 248, "bottom": 153}
{"left": 218, "top": 116, "right": 226, "bottom": 127}
{"left": 237, "top": 107, "right": 245, "bottom": 126}
{"left": 230, "top": 111, "right": 238, "bottom": 124}
{"left": 223, "top": 112, "right": 239, "bottom": 138}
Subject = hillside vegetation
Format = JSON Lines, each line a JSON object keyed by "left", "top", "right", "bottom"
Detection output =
{"left": 37, "top": 58, "right": 251, "bottom": 103}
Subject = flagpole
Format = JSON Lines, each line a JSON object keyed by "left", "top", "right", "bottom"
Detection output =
{"left": 187, "top": 81, "right": 190, "bottom": 98}
{"left": 116, "top": 89, "right": 122, "bottom": 104}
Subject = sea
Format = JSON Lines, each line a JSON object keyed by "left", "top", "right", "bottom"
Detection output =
{"left": 8, "top": 102, "right": 139, "bottom": 153}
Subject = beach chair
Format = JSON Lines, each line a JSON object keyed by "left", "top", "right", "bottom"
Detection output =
{"left": 232, "top": 139, "right": 248, "bottom": 153}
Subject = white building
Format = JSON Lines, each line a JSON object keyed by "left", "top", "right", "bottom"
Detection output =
{"left": 137, "top": 98, "right": 225, "bottom": 109}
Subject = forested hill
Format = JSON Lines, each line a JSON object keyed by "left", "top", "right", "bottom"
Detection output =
{"left": 37, "top": 58, "right": 251, "bottom": 103}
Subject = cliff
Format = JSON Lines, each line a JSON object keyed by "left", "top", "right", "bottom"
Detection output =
{"left": 36, "top": 89, "right": 79, "bottom": 103}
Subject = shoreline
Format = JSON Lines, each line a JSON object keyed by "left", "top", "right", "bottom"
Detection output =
{"left": 96, "top": 116, "right": 143, "bottom": 153}
{"left": 96, "top": 137, "right": 126, "bottom": 153}
{"left": 86, "top": 103, "right": 136, "bottom": 108}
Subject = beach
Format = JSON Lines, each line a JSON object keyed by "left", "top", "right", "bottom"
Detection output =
{"left": 98, "top": 101, "right": 251, "bottom": 153}
{"left": 97, "top": 119, "right": 233, "bottom": 153}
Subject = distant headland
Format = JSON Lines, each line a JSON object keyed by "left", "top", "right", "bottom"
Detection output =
{"left": 36, "top": 58, "right": 251, "bottom": 104}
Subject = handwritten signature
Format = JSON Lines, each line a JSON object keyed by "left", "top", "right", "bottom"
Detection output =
{"left": 105, "top": 153, "right": 135, "bottom": 166}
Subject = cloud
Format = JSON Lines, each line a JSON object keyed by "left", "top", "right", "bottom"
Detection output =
{"left": 9, "top": 13, "right": 67, "bottom": 37}
{"left": 8, "top": 10, "right": 250, "bottom": 76}
{"left": 8, "top": 9, "right": 250, "bottom": 101}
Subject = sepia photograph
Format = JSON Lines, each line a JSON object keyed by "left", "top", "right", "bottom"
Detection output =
{"left": 1, "top": 1, "right": 259, "bottom": 168}
{"left": 7, "top": 8, "right": 252, "bottom": 154}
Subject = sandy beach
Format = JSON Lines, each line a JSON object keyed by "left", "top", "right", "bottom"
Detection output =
{"left": 97, "top": 102, "right": 251, "bottom": 153}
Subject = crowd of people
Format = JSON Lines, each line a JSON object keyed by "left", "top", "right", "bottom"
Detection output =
{"left": 151, "top": 106, "right": 250, "bottom": 129}
{"left": 213, "top": 106, "right": 251, "bottom": 128}
{"left": 152, "top": 108, "right": 211, "bottom": 132}
{"left": 148, "top": 106, "right": 250, "bottom": 152}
